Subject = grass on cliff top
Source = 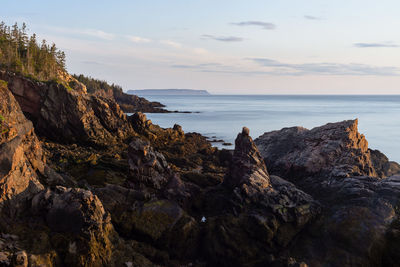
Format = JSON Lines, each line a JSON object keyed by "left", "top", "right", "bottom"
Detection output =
{"left": 48, "top": 78, "right": 73, "bottom": 92}
{"left": 0, "top": 114, "right": 8, "bottom": 135}
{"left": 0, "top": 79, "right": 8, "bottom": 88}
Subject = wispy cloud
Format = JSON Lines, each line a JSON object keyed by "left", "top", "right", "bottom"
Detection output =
{"left": 249, "top": 58, "right": 400, "bottom": 76}
{"left": 81, "top": 60, "right": 104, "bottom": 65}
{"left": 304, "top": 15, "right": 324, "bottom": 20}
{"left": 231, "top": 21, "right": 276, "bottom": 30}
{"left": 171, "top": 63, "right": 271, "bottom": 76}
{"left": 172, "top": 63, "right": 224, "bottom": 69}
{"left": 82, "top": 29, "right": 115, "bottom": 40}
{"left": 201, "top": 34, "right": 243, "bottom": 42}
{"left": 354, "top": 42, "right": 399, "bottom": 48}
{"left": 160, "top": 40, "right": 182, "bottom": 48}
{"left": 127, "top": 35, "right": 152, "bottom": 43}
{"left": 43, "top": 26, "right": 115, "bottom": 40}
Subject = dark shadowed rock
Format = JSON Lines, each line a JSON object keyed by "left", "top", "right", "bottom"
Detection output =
{"left": 370, "top": 149, "right": 400, "bottom": 177}
{"left": 202, "top": 127, "right": 320, "bottom": 266}
{"left": 289, "top": 175, "right": 400, "bottom": 266}
{"left": 255, "top": 120, "right": 400, "bottom": 266}
{"left": 128, "top": 137, "right": 171, "bottom": 190}
{"left": 224, "top": 127, "right": 270, "bottom": 192}
{"left": 31, "top": 186, "right": 115, "bottom": 266}
{"left": 127, "top": 137, "right": 194, "bottom": 207}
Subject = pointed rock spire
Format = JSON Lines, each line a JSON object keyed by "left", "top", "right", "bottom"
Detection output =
{"left": 224, "top": 127, "right": 270, "bottom": 191}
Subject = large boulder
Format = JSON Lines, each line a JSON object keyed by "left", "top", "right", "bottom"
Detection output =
{"left": 289, "top": 175, "right": 400, "bottom": 266}
{"left": 127, "top": 137, "right": 172, "bottom": 190}
{"left": 255, "top": 120, "right": 400, "bottom": 266}
{"left": 127, "top": 136, "right": 194, "bottom": 204}
{"left": 254, "top": 119, "right": 400, "bottom": 182}
{"left": 31, "top": 187, "right": 116, "bottom": 267}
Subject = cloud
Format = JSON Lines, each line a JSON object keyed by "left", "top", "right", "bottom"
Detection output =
{"left": 171, "top": 63, "right": 272, "bottom": 76}
{"left": 192, "top": 48, "right": 208, "bottom": 55}
{"left": 304, "top": 15, "right": 324, "bottom": 20}
{"left": 354, "top": 42, "right": 399, "bottom": 48}
{"left": 160, "top": 40, "right": 182, "bottom": 48}
{"left": 171, "top": 59, "right": 399, "bottom": 77}
{"left": 78, "top": 29, "right": 114, "bottom": 40}
{"left": 43, "top": 26, "right": 115, "bottom": 40}
{"left": 172, "top": 63, "right": 224, "bottom": 69}
{"left": 249, "top": 58, "right": 400, "bottom": 76}
{"left": 127, "top": 35, "right": 152, "bottom": 43}
{"left": 201, "top": 34, "right": 243, "bottom": 42}
{"left": 231, "top": 21, "right": 276, "bottom": 30}
{"left": 81, "top": 60, "right": 104, "bottom": 65}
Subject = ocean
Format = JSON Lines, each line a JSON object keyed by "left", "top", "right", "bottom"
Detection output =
{"left": 138, "top": 95, "right": 400, "bottom": 163}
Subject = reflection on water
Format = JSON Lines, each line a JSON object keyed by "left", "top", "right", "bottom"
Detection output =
{"left": 135, "top": 95, "right": 400, "bottom": 162}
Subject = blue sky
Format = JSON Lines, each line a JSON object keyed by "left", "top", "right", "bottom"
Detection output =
{"left": 2, "top": 0, "right": 400, "bottom": 94}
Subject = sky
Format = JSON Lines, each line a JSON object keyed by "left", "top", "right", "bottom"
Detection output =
{"left": 2, "top": 0, "right": 400, "bottom": 94}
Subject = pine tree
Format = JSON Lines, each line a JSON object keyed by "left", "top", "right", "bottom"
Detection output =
{"left": 0, "top": 21, "right": 67, "bottom": 80}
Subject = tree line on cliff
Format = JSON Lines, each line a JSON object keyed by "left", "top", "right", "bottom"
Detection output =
{"left": 0, "top": 22, "right": 66, "bottom": 81}
{"left": 72, "top": 74, "right": 124, "bottom": 95}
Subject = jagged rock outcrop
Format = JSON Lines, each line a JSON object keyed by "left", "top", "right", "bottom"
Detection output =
{"left": 370, "top": 149, "right": 400, "bottom": 177}
{"left": 255, "top": 119, "right": 399, "bottom": 181}
{"left": 202, "top": 127, "right": 320, "bottom": 266}
{"left": 128, "top": 138, "right": 172, "bottom": 190}
{"left": 0, "top": 70, "right": 135, "bottom": 146}
{"left": 129, "top": 112, "right": 227, "bottom": 187}
{"left": 31, "top": 187, "right": 115, "bottom": 266}
{"left": 0, "top": 81, "right": 44, "bottom": 219}
{"left": 96, "top": 86, "right": 168, "bottom": 113}
{"left": 255, "top": 120, "right": 400, "bottom": 266}
{"left": 72, "top": 74, "right": 168, "bottom": 113}
{"left": 126, "top": 136, "right": 194, "bottom": 206}
{"left": 0, "top": 80, "right": 124, "bottom": 267}
{"left": 224, "top": 127, "right": 271, "bottom": 192}
{"left": 288, "top": 174, "right": 400, "bottom": 266}
{"left": 7, "top": 64, "right": 400, "bottom": 267}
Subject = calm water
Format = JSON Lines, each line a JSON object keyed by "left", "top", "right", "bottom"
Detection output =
{"left": 140, "top": 95, "right": 400, "bottom": 162}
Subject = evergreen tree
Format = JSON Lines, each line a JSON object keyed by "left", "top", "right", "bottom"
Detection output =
{"left": 0, "top": 21, "right": 67, "bottom": 81}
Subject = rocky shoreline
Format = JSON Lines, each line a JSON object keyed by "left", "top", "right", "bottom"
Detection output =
{"left": 1, "top": 71, "right": 400, "bottom": 266}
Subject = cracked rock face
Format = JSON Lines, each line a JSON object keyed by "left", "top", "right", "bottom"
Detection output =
{"left": 254, "top": 120, "right": 400, "bottom": 266}
{"left": 0, "top": 71, "right": 134, "bottom": 146}
{"left": 224, "top": 127, "right": 271, "bottom": 193}
{"left": 128, "top": 137, "right": 171, "bottom": 190}
{"left": 202, "top": 127, "right": 320, "bottom": 266}
{"left": 254, "top": 119, "right": 394, "bottom": 180}
{"left": 0, "top": 82, "right": 44, "bottom": 218}
{"left": 31, "top": 186, "right": 115, "bottom": 266}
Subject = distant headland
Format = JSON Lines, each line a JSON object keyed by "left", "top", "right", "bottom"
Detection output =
{"left": 127, "top": 89, "right": 210, "bottom": 96}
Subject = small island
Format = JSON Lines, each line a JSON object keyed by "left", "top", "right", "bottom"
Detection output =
{"left": 127, "top": 89, "right": 210, "bottom": 96}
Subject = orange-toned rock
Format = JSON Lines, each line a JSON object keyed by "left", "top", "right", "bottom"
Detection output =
{"left": 255, "top": 119, "right": 380, "bottom": 180}
{"left": 0, "top": 70, "right": 135, "bottom": 147}
{"left": 0, "top": 81, "right": 44, "bottom": 217}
